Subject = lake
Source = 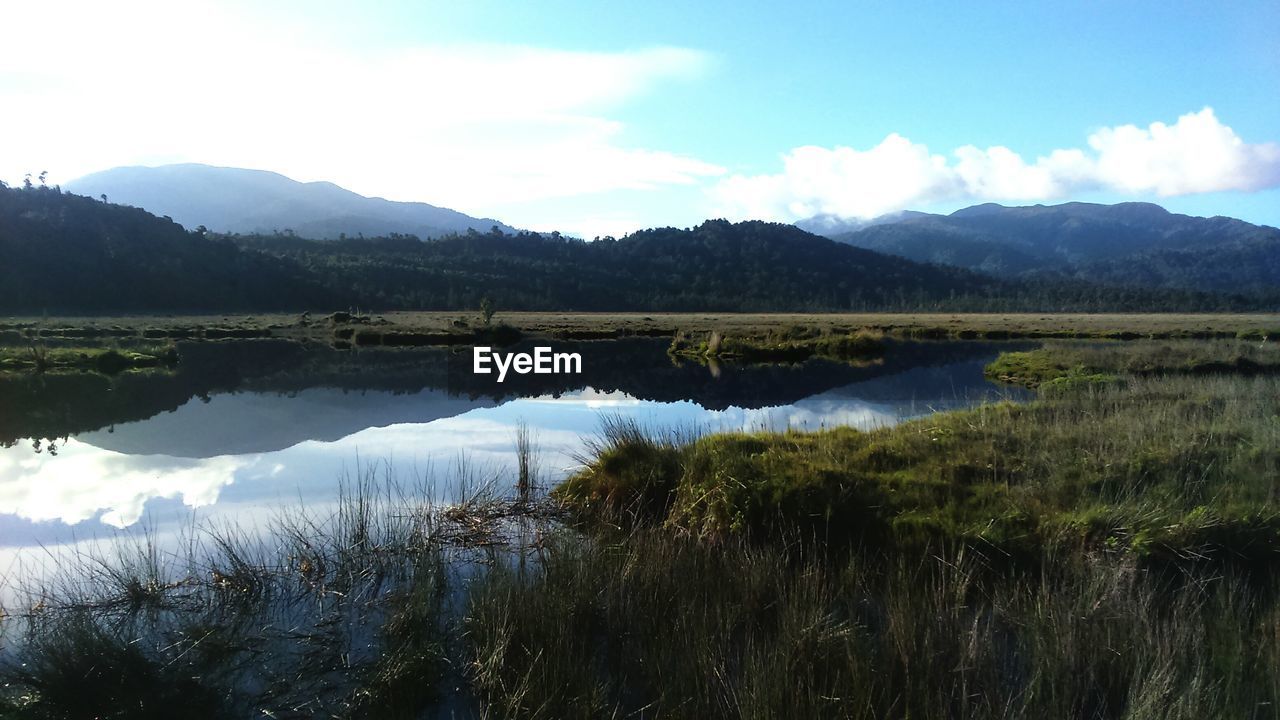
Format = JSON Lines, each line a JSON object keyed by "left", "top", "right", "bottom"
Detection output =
{"left": 0, "top": 338, "right": 1028, "bottom": 580}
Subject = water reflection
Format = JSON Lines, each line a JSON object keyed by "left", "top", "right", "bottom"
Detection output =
{"left": 0, "top": 340, "right": 1029, "bottom": 548}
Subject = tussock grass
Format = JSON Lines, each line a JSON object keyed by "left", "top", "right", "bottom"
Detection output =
{"left": 533, "top": 340, "right": 1280, "bottom": 717}
{"left": 466, "top": 529, "right": 1280, "bottom": 719}
{"left": 559, "top": 355, "right": 1280, "bottom": 561}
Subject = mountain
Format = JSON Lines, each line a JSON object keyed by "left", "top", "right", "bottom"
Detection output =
{"left": 64, "top": 164, "right": 515, "bottom": 240}
{"left": 813, "top": 202, "right": 1280, "bottom": 295}
{"left": 0, "top": 184, "right": 1251, "bottom": 313}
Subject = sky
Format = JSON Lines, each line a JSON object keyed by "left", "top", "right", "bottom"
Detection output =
{"left": 2, "top": 0, "right": 1278, "bottom": 237}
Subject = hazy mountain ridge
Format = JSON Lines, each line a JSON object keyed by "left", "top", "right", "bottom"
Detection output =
{"left": 812, "top": 202, "right": 1280, "bottom": 294}
{"left": 64, "top": 164, "right": 515, "bottom": 240}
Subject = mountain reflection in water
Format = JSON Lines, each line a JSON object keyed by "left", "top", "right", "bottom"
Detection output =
{"left": 0, "top": 339, "right": 1029, "bottom": 548}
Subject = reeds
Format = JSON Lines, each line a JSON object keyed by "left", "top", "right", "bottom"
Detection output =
{"left": 516, "top": 420, "right": 537, "bottom": 502}
{"left": 0, "top": 460, "right": 561, "bottom": 717}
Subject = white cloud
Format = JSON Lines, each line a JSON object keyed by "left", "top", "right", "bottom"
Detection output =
{"left": 711, "top": 108, "right": 1280, "bottom": 221}
{"left": 1088, "top": 108, "right": 1280, "bottom": 195}
{"left": 0, "top": 1, "right": 723, "bottom": 220}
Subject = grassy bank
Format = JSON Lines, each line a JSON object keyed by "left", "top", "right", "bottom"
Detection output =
{"left": 4, "top": 312, "right": 1279, "bottom": 347}
{"left": 667, "top": 326, "right": 884, "bottom": 363}
{"left": 557, "top": 374, "right": 1279, "bottom": 560}
{"left": 985, "top": 339, "right": 1280, "bottom": 388}
{"left": 479, "top": 340, "right": 1280, "bottom": 717}
{"left": 0, "top": 343, "right": 178, "bottom": 374}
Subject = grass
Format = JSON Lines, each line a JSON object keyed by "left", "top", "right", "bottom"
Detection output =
{"left": 559, "top": 344, "right": 1280, "bottom": 560}
{"left": 4, "top": 312, "right": 1278, "bottom": 347}
{"left": 466, "top": 529, "right": 1280, "bottom": 719}
{"left": 668, "top": 326, "right": 885, "bottom": 363}
{"left": 0, "top": 344, "right": 179, "bottom": 375}
{"left": 985, "top": 339, "right": 1280, "bottom": 388}
{"left": 487, "top": 339, "right": 1280, "bottom": 718}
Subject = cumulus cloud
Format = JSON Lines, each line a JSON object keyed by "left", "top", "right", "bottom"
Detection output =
{"left": 0, "top": 1, "right": 723, "bottom": 218}
{"left": 711, "top": 108, "right": 1280, "bottom": 221}
{"left": 1089, "top": 109, "right": 1280, "bottom": 195}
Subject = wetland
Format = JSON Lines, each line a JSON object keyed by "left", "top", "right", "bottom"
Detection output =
{"left": 0, "top": 312, "right": 1277, "bottom": 718}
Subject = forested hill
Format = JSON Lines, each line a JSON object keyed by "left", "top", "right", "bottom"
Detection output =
{"left": 237, "top": 222, "right": 1257, "bottom": 312}
{"left": 232, "top": 221, "right": 1015, "bottom": 311}
{"left": 0, "top": 185, "right": 1263, "bottom": 313}
{"left": 0, "top": 185, "right": 332, "bottom": 313}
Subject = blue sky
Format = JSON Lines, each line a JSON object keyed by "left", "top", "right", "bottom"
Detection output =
{"left": 3, "top": 1, "right": 1278, "bottom": 235}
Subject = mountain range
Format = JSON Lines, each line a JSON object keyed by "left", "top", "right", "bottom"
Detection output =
{"left": 806, "top": 202, "right": 1280, "bottom": 295}
{"left": 65, "top": 163, "right": 1280, "bottom": 300}
{"left": 3, "top": 162, "right": 1276, "bottom": 313}
{"left": 65, "top": 164, "right": 514, "bottom": 240}
{"left": 3, "top": 182, "right": 1243, "bottom": 314}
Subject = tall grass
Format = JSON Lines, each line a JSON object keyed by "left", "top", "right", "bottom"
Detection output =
{"left": 520, "top": 354, "right": 1280, "bottom": 717}
{"left": 466, "top": 528, "right": 1280, "bottom": 719}
{"left": 515, "top": 421, "right": 538, "bottom": 502}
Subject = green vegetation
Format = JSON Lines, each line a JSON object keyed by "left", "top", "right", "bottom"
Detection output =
{"left": 557, "top": 371, "right": 1280, "bottom": 559}
{"left": 0, "top": 344, "right": 178, "bottom": 375}
{"left": 491, "top": 340, "right": 1280, "bottom": 717}
{"left": 985, "top": 340, "right": 1280, "bottom": 388}
{"left": 0, "top": 184, "right": 332, "bottom": 314}
{"left": 4, "top": 312, "right": 1278, "bottom": 350}
{"left": 668, "top": 326, "right": 885, "bottom": 363}
{"left": 466, "top": 529, "right": 1280, "bottom": 719}
{"left": 480, "top": 296, "right": 496, "bottom": 325}
{"left": 345, "top": 323, "right": 521, "bottom": 348}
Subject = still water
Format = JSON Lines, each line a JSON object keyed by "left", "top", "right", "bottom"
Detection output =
{"left": 0, "top": 338, "right": 1028, "bottom": 568}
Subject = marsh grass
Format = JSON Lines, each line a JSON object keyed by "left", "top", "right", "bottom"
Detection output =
{"left": 0, "top": 459, "right": 562, "bottom": 718}
{"left": 533, "top": 341, "right": 1280, "bottom": 717}
{"left": 515, "top": 421, "right": 540, "bottom": 503}
{"left": 465, "top": 528, "right": 1280, "bottom": 719}
{"left": 668, "top": 326, "right": 885, "bottom": 364}
{"left": 558, "top": 358, "right": 1280, "bottom": 560}
{"left": 985, "top": 339, "right": 1280, "bottom": 388}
